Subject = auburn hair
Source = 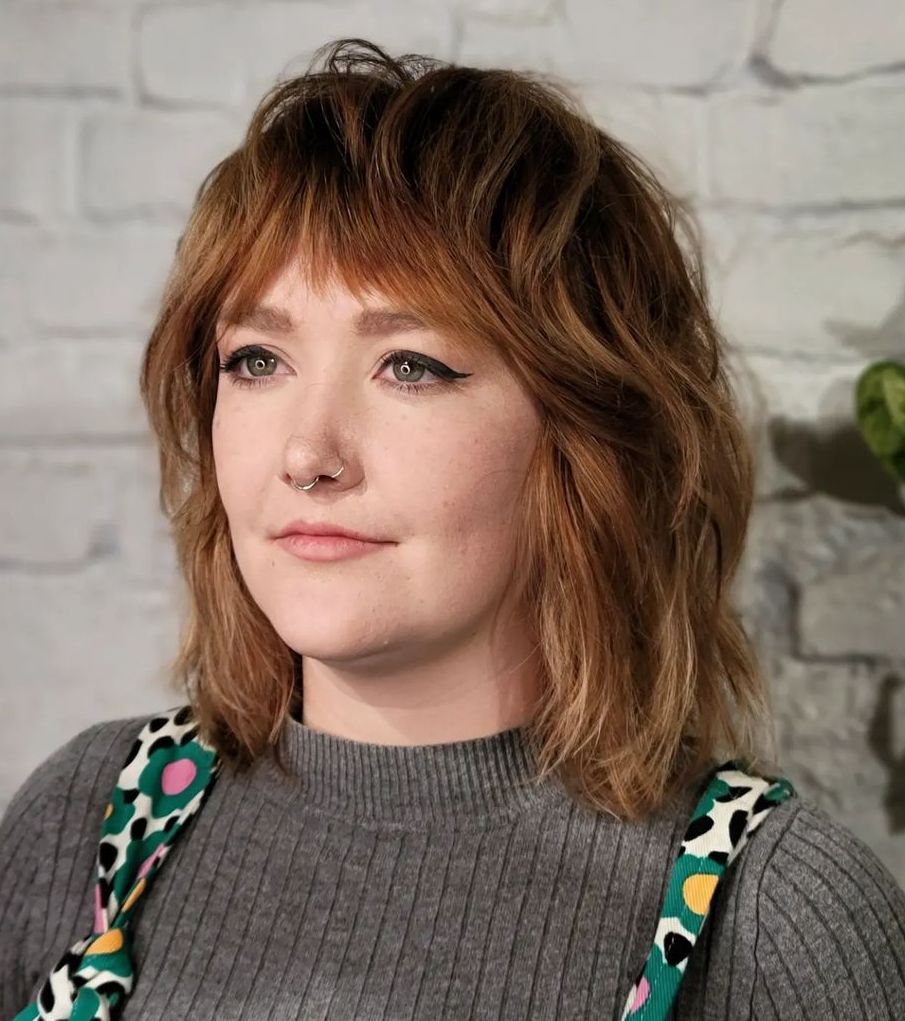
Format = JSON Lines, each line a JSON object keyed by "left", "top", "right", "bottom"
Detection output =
{"left": 138, "top": 37, "right": 779, "bottom": 822}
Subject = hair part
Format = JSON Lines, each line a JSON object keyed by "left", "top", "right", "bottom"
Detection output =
{"left": 139, "top": 37, "right": 778, "bottom": 822}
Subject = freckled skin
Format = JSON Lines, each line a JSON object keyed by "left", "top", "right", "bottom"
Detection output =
{"left": 212, "top": 266, "right": 545, "bottom": 745}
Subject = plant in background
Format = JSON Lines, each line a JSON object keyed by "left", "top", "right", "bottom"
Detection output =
{"left": 855, "top": 359, "right": 905, "bottom": 487}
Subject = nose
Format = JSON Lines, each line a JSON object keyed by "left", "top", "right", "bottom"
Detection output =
{"left": 280, "top": 372, "right": 361, "bottom": 492}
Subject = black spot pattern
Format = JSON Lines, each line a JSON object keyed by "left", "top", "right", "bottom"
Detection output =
{"left": 728, "top": 809, "right": 747, "bottom": 846}
{"left": 39, "top": 980, "right": 55, "bottom": 1011}
{"left": 752, "top": 791, "right": 774, "bottom": 814}
{"left": 122, "top": 738, "right": 142, "bottom": 769}
{"left": 96, "top": 980, "right": 125, "bottom": 997}
{"left": 713, "top": 783, "right": 753, "bottom": 803}
{"left": 147, "top": 735, "right": 175, "bottom": 756}
{"left": 664, "top": 930, "right": 693, "bottom": 966}
{"left": 99, "top": 840, "right": 118, "bottom": 872}
{"left": 179, "top": 725, "right": 199, "bottom": 746}
{"left": 684, "top": 813, "right": 714, "bottom": 841}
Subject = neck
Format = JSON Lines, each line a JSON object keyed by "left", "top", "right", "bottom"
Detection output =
{"left": 297, "top": 624, "right": 545, "bottom": 747}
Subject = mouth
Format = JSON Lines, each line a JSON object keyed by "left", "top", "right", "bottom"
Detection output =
{"left": 273, "top": 520, "right": 385, "bottom": 543}
{"left": 273, "top": 533, "right": 391, "bottom": 562}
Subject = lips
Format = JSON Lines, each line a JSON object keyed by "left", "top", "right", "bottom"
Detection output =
{"left": 274, "top": 520, "right": 383, "bottom": 542}
{"left": 274, "top": 532, "right": 389, "bottom": 562}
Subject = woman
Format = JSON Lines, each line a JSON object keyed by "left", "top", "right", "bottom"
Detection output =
{"left": 2, "top": 37, "right": 904, "bottom": 1021}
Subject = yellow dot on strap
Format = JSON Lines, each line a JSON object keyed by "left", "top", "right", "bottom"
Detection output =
{"left": 104, "top": 803, "right": 113, "bottom": 820}
{"left": 85, "top": 928, "right": 125, "bottom": 956}
{"left": 682, "top": 872, "right": 719, "bottom": 915}
{"left": 121, "top": 878, "right": 147, "bottom": 913}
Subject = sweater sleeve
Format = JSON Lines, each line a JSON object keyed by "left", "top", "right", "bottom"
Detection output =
{"left": 748, "top": 797, "right": 905, "bottom": 1020}
{"left": 0, "top": 715, "right": 149, "bottom": 1016}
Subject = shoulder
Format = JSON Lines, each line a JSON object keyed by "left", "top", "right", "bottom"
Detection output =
{"left": 0, "top": 709, "right": 183, "bottom": 1013}
{"left": 1, "top": 711, "right": 163, "bottom": 834}
{"left": 683, "top": 791, "right": 905, "bottom": 1019}
{"left": 743, "top": 791, "right": 905, "bottom": 942}
{"left": 750, "top": 794, "right": 905, "bottom": 1018}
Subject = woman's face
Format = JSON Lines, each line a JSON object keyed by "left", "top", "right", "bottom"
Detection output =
{"left": 211, "top": 263, "right": 543, "bottom": 677}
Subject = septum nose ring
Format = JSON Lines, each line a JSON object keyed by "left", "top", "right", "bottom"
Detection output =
{"left": 292, "top": 463, "right": 345, "bottom": 491}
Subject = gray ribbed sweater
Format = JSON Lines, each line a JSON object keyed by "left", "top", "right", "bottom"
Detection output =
{"left": 2, "top": 712, "right": 905, "bottom": 1019}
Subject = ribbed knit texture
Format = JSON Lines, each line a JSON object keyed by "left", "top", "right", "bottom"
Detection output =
{"left": 2, "top": 712, "right": 905, "bottom": 1019}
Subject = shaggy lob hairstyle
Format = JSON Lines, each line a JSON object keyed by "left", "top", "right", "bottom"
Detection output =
{"left": 139, "top": 37, "right": 778, "bottom": 821}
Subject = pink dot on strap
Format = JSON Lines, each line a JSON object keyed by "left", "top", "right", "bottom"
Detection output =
{"left": 93, "top": 882, "right": 105, "bottom": 932}
{"left": 137, "top": 844, "right": 162, "bottom": 878}
{"left": 629, "top": 976, "right": 650, "bottom": 1014}
{"left": 136, "top": 841, "right": 171, "bottom": 882}
{"left": 161, "top": 758, "right": 197, "bottom": 796}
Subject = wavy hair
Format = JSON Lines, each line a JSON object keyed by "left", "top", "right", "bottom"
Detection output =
{"left": 139, "top": 37, "right": 778, "bottom": 821}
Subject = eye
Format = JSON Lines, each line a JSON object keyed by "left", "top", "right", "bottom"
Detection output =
{"left": 376, "top": 350, "right": 469, "bottom": 395}
{"left": 218, "top": 345, "right": 473, "bottom": 396}
{"left": 218, "top": 345, "right": 283, "bottom": 388}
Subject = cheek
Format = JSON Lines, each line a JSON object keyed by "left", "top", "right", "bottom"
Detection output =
{"left": 211, "top": 408, "right": 236, "bottom": 498}
{"left": 211, "top": 401, "right": 265, "bottom": 511}
{"left": 408, "top": 454, "right": 531, "bottom": 622}
{"left": 425, "top": 419, "right": 535, "bottom": 555}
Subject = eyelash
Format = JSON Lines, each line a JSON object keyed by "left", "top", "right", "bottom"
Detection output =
{"left": 217, "top": 345, "right": 467, "bottom": 396}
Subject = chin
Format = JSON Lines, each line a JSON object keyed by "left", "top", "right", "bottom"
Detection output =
{"left": 267, "top": 609, "right": 397, "bottom": 658}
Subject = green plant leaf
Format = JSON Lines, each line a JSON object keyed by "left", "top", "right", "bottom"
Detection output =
{"left": 855, "top": 359, "right": 905, "bottom": 484}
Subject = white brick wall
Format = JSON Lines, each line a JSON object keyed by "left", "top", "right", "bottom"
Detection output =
{"left": 81, "top": 110, "right": 240, "bottom": 216}
{"left": 0, "top": 5, "right": 131, "bottom": 92}
{"left": 707, "top": 85, "right": 905, "bottom": 205}
{"left": 768, "top": 0, "right": 905, "bottom": 77}
{"left": 2, "top": 0, "right": 904, "bottom": 878}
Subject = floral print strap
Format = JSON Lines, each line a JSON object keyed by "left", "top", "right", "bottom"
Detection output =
{"left": 13, "top": 705, "right": 221, "bottom": 1021}
{"left": 619, "top": 761, "right": 798, "bottom": 1020}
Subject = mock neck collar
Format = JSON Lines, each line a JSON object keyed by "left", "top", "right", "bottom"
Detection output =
{"left": 253, "top": 714, "right": 570, "bottom": 826}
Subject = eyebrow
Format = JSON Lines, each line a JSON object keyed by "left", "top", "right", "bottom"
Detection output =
{"left": 218, "top": 304, "right": 432, "bottom": 338}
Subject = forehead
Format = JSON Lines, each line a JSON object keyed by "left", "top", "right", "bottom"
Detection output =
{"left": 217, "top": 260, "right": 428, "bottom": 331}
{"left": 218, "top": 302, "right": 434, "bottom": 340}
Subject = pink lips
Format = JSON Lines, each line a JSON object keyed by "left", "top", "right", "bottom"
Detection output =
{"left": 274, "top": 519, "right": 382, "bottom": 542}
{"left": 274, "top": 533, "right": 389, "bottom": 562}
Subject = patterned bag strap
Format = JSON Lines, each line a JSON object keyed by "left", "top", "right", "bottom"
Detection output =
{"left": 12, "top": 705, "right": 221, "bottom": 1021}
{"left": 619, "top": 760, "right": 797, "bottom": 1021}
